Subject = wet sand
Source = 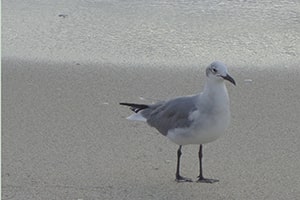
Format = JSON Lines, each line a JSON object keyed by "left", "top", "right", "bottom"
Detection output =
{"left": 2, "top": 58, "right": 300, "bottom": 199}
{"left": 2, "top": 0, "right": 300, "bottom": 199}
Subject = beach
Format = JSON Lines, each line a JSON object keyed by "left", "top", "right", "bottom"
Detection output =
{"left": 2, "top": 0, "right": 300, "bottom": 199}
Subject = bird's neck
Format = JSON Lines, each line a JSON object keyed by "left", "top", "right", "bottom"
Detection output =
{"left": 202, "top": 79, "right": 230, "bottom": 109}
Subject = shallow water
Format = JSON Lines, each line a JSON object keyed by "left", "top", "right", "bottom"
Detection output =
{"left": 2, "top": 0, "right": 300, "bottom": 67}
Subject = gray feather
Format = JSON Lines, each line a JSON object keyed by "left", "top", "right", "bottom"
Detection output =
{"left": 140, "top": 96, "right": 198, "bottom": 135}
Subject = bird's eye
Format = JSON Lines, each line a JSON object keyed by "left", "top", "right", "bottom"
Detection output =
{"left": 211, "top": 68, "right": 217, "bottom": 73}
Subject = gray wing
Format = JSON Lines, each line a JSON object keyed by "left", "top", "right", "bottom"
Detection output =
{"left": 141, "top": 95, "right": 198, "bottom": 136}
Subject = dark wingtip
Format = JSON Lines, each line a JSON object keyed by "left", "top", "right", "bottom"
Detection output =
{"left": 119, "top": 102, "right": 149, "bottom": 113}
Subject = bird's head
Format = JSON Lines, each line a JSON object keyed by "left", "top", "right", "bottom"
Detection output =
{"left": 206, "top": 61, "right": 236, "bottom": 85}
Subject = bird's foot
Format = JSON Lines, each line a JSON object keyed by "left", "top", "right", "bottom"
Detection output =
{"left": 175, "top": 175, "right": 193, "bottom": 183}
{"left": 196, "top": 176, "right": 219, "bottom": 183}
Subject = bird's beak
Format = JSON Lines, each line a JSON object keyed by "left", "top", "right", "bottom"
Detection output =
{"left": 222, "top": 74, "right": 236, "bottom": 85}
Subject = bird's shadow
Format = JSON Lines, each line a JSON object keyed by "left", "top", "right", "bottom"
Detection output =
{"left": 196, "top": 178, "right": 219, "bottom": 184}
{"left": 175, "top": 176, "right": 219, "bottom": 183}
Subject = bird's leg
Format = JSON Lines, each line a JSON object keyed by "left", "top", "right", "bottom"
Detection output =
{"left": 175, "top": 145, "right": 192, "bottom": 182}
{"left": 198, "top": 144, "right": 204, "bottom": 180}
{"left": 197, "top": 145, "right": 219, "bottom": 183}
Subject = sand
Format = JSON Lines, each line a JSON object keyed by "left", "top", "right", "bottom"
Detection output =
{"left": 2, "top": 59, "right": 300, "bottom": 199}
{"left": 2, "top": 0, "right": 300, "bottom": 67}
{"left": 2, "top": 0, "right": 300, "bottom": 199}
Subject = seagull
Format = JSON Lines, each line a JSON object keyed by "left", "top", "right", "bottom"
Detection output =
{"left": 120, "top": 61, "right": 235, "bottom": 183}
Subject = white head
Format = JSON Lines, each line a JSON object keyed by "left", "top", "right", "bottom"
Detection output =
{"left": 206, "top": 61, "right": 236, "bottom": 85}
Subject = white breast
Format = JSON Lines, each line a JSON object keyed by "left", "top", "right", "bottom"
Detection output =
{"left": 167, "top": 83, "right": 231, "bottom": 145}
{"left": 167, "top": 109, "right": 230, "bottom": 145}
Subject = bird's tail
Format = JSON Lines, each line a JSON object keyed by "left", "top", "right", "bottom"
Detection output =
{"left": 119, "top": 102, "right": 149, "bottom": 113}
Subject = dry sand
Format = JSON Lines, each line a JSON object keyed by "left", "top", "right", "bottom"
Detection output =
{"left": 2, "top": 0, "right": 300, "bottom": 67}
{"left": 2, "top": 0, "right": 300, "bottom": 199}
